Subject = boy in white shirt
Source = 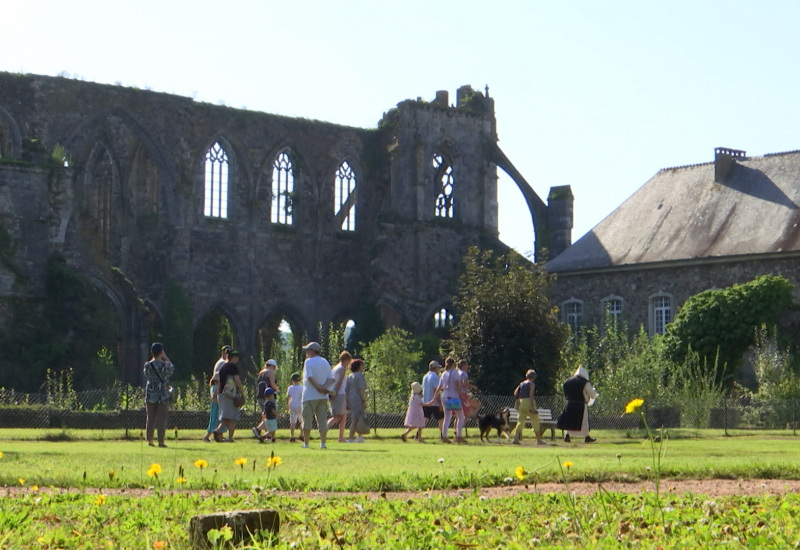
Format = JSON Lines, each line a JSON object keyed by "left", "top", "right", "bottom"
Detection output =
{"left": 286, "top": 372, "right": 303, "bottom": 443}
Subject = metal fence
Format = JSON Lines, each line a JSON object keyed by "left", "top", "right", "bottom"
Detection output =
{"left": 0, "top": 387, "right": 798, "bottom": 434}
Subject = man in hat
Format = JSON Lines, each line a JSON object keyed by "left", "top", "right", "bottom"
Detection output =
{"left": 300, "top": 342, "right": 334, "bottom": 449}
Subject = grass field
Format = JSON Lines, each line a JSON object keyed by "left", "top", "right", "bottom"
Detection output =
{"left": 1, "top": 428, "right": 799, "bottom": 491}
{"left": 2, "top": 429, "right": 800, "bottom": 548}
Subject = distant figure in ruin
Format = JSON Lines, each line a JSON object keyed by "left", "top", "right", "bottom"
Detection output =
{"left": 143, "top": 342, "right": 174, "bottom": 448}
{"left": 203, "top": 345, "right": 230, "bottom": 442}
{"left": 212, "top": 349, "right": 245, "bottom": 442}
{"left": 326, "top": 351, "right": 353, "bottom": 443}
{"left": 300, "top": 342, "right": 334, "bottom": 449}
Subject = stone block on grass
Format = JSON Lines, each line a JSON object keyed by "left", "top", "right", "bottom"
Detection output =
{"left": 189, "top": 509, "right": 279, "bottom": 548}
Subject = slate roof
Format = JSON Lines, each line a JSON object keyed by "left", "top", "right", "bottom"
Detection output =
{"left": 546, "top": 150, "right": 800, "bottom": 273}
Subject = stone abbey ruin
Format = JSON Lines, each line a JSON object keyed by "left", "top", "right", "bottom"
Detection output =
{"left": 0, "top": 72, "right": 572, "bottom": 384}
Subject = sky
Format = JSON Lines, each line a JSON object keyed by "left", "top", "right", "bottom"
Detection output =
{"left": 3, "top": 1, "right": 800, "bottom": 257}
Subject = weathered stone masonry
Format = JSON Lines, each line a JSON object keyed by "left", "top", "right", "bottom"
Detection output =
{"left": 0, "top": 73, "right": 572, "bottom": 383}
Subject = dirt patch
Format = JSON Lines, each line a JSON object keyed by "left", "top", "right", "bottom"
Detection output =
{"left": 5, "top": 479, "right": 800, "bottom": 499}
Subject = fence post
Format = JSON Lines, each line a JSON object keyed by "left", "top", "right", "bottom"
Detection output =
{"left": 794, "top": 398, "right": 797, "bottom": 437}
{"left": 372, "top": 390, "right": 377, "bottom": 437}
{"left": 723, "top": 397, "right": 728, "bottom": 437}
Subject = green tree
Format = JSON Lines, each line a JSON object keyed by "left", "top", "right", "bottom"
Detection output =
{"left": 665, "top": 275, "right": 794, "bottom": 384}
{"left": 362, "top": 327, "right": 424, "bottom": 410}
{"left": 448, "top": 247, "right": 567, "bottom": 395}
{"left": 164, "top": 279, "right": 194, "bottom": 382}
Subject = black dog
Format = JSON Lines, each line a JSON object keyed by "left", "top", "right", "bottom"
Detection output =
{"left": 478, "top": 408, "right": 511, "bottom": 442}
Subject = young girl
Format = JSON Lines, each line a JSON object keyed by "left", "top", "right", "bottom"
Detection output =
{"left": 400, "top": 381, "right": 426, "bottom": 442}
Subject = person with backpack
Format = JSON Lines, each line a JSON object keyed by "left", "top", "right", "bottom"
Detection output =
{"left": 143, "top": 342, "right": 174, "bottom": 448}
{"left": 253, "top": 359, "right": 279, "bottom": 439}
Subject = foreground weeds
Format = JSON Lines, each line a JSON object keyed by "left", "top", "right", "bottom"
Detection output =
{"left": 1, "top": 490, "right": 798, "bottom": 549}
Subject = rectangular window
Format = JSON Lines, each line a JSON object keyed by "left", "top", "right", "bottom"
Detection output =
{"left": 653, "top": 296, "right": 672, "bottom": 334}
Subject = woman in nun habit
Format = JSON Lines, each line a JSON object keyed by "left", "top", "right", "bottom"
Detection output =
{"left": 556, "top": 365, "right": 598, "bottom": 443}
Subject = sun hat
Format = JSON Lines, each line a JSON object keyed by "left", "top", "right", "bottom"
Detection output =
{"left": 411, "top": 381, "right": 423, "bottom": 394}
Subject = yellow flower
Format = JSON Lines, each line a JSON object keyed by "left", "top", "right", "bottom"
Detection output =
{"left": 563, "top": 461, "right": 573, "bottom": 470}
{"left": 176, "top": 477, "right": 187, "bottom": 484}
{"left": 514, "top": 466, "right": 526, "bottom": 480}
{"left": 95, "top": 494, "right": 106, "bottom": 506}
{"left": 32, "top": 485, "right": 39, "bottom": 492}
{"left": 625, "top": 399, "right": 644, "bottom": 414}
{"left": 0, "top": 450, "right": 3, "bottom": 459}
{"left": 234, "top": 457, "right": 248, "bottom": 467}
{"left": 267, "top": 456, "right": 283, "bottom": 469}
{"left": 108, "top": 470, "right": 115, "bottom": 481}
{"left": 147, "top": 463, "right": 162, "bottom": 477}
{"left": 18, "top": 478, "right": 24, "bottom": 486}
{"left": 194, "top": 459, "right": 208, "bottom": 470}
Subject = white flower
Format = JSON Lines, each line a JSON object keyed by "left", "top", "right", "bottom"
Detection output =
{"left": 438, "top": 458, "right": 445, "bottom": 463}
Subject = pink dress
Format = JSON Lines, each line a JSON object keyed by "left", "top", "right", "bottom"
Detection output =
{"left": 404, "top": 393, "right": 425, "bottom": 428}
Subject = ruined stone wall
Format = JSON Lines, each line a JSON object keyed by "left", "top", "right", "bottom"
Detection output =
{"left": 0, "top": 73, "right": 505, "bottom": 380}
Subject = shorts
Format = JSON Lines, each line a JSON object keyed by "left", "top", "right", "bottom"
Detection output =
{"left": 257, "top": 398, "right": 266, "bottom": 413}
{"left": 289, "top": 407, "right": 303, "bottom": 426}
{"left": 423, "top": 405, "right": 444, "bottom": 420}
{"left": 265, "top": 418, "right": 278, "bottom": 433}
{"left": 329, "top": 394, "right": 347, "bottom": 415}
{"left": 302, "top": 399, "right": 329, "bottom": 432}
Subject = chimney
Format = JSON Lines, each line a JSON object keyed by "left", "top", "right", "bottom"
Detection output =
{"left": 714, "top": 147, "right": 746, "bottom": 183}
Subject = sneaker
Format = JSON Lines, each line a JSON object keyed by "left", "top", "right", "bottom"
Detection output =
{"left": 289, "top": 437, "right": 296, "bottom": 443}
{"left": 355, "top": 436, "right": 365, "bottom": 443}
{"left": 563, "top": 434, "right": 571, "bottom": 443}
{"left": 301, "top": 442, "right": 309, "bottom": 448}
{"left": 346, "top": 439, "right": 355, "bottom": 443}
{"left": 537, "top": 440, "right": 548, "bottom": 446}
{"left": 401, "top": 433, "right": 407, "bottom": 442}
{"left": 213, "top": 431, "right": 224, "bottom": 443}
{"left": 585, "top": 436, "right": 596, "bottom": 443}
{"left": 512, "top": 440, "right": 521, "bottom": 445}
{"left": 252, "top": 427, "right": 261, "bottom": 439}
{"left": 320, "top": 443, "right": 327, "bottom": 449}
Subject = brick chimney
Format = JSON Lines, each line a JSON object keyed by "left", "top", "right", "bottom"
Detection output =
{"left": 714, "top": 147, "right": 746, "bottom": 183}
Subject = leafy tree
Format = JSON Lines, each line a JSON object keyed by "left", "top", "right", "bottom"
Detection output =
{"left": 665, "top": 275, "right": 794, "bottom": 384}
{"left": 447, "top": 247, "right": 567, "bottom": 395}
{"left": 163, "top": 279, "right": 194, "bottom": 382}
{"left": 362, "top": 327, "right": 424, "bottom": 398}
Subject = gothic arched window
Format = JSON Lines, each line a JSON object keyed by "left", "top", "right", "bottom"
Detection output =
{"left": 204, "top": 142, "right": 229, "bottom": 218}
{"left": 433, "top": 153, "right": 455, "bottom": 218}
{"left": 434, "top": 307, "right": 454, "bottom": 329}
{"left": 334, "top": 161, "right": 356, "bottom": 231}
{"left": 271, "top": 151, "right": 294, "bottom": 225}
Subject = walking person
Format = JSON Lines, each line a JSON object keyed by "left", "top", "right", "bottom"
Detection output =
{"left": 346, "top": 359, "right": 368, "bottom": 443}
{"left": 212, "top": 349, "right": 245, "bottom": 442}
{"left": 326, "top": 351, "right": 352, "bottom": 443}
{"left": 203, "top": 345, "right": 230, "bottom": 442}
{"left": 556, "top": 365, "right": 598, "bottom": 443}
{"left": 286, "top": 372, "right": 303, "bottom": 442}
{"left": 144, "top": 342, "right": 175, "bottom": 448}
{"left": 421, "top": 360, "right": 444, "bottom": 440}
{"left": 400, "top": 381, "right": 426, "bottom": 442}
{"left": 512, "top": 369, "right": 546, "bottom": 446}
{"left": 432, "top": 357, "right": 465, "bottom": 443}
{"left": 300, "top": 342, "right": 334, "bottom": 449}
{"left": 253, "top": 359, "right": 279, "bottom": 439}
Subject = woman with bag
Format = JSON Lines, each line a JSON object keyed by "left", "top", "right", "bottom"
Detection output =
{"left": 143, "top": 342, "right": 175, "bottom": 448}
{"left": 431, "top": 357, "right": 465, "bottom": 443}
{"left": 212, "top": 349, "right": 245, "bottom": 442}
{"left": 346, "top": 359, "right": 368, "bottom": 443}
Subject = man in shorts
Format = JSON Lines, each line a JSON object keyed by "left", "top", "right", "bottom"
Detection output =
{"left": 421, "top": 360, "right": 444, "bottom": 440}
{"left": 300, "top": 342, "right": 334, "bottom": 449}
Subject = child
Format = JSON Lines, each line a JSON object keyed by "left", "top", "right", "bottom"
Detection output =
{"left": 400, "top": 381, "right": 426, "bottom": 442}
{"left": 253, "top": 359, "right": 279, "bottom": 439}
{"left": 512, "top": 369, "right": 545, "bottom": 446}
{"left": 286, "top": 372, "right": 303, "bottom": 443}
{"left": 259, "top": 388, "right": 278, "bottom": 442}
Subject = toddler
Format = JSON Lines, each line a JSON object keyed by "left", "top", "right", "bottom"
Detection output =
{"left": 286, "top": 372, "right": 303, "bottom": 442}
{"left": 400, "top": 381, "right": 426, "bottom": 442}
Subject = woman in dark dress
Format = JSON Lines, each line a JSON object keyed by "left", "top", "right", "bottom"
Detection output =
{"left": 556, "top": 365, "right": 598, "bottom": 443}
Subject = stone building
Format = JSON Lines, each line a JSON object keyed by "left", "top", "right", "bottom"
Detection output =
{"left": 547, "top": 147, "right": 800, "bottom": 335}
{"left": 0, "top": 72, "right": 572, "bottom": 384}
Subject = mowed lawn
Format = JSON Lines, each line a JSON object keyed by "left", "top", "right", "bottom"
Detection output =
{"left": 1, "top": 428, "right": 799, "bottom": 491}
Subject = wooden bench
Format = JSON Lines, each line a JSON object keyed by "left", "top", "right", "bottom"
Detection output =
{"left": 508, "top": 408, "right": 559, "bottom": 440}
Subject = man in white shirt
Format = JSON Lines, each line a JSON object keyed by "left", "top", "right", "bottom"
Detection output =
{"left": 300, "top": 341, "right": 334, "bottom": 449}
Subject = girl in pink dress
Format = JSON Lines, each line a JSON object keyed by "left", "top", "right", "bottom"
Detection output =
{"left": 400, "top": 382, "right": 426, "bottom": 442}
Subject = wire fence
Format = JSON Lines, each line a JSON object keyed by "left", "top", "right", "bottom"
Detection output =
{"left": 0, "top": 387, "right": 798, "bottom": 434}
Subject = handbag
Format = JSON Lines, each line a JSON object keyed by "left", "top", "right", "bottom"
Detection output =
{"left": 354, "top": 413, "right": 371, "bottom": 435}
{"left": 233, "top": 393, "right": 245, "bottom": 409}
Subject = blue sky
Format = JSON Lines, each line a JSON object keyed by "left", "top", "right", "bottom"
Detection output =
{"left": 3, "top": 1, "right": 800, "bottom": 257}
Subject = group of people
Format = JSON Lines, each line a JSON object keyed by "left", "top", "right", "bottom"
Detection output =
{"left": 143, "top": 340, "right": 599, "bottom": 448}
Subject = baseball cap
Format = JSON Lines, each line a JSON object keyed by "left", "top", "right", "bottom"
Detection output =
{"left": 264, "top": 388, "right": 276, "bottom": 396}
{"left": 227, "top": 349, "right": 240, "bottom": 357}
{"left": 429, "top": 360, "right": 441, "bottom": 369}
{"left": 302, "top": 342, "right": 321, "bottom": 352}
{"left": 266, "top": 359, "right": 278, "bottom": 367}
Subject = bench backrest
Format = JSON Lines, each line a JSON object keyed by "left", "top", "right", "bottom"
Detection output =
{"left": 508, "top": 408, "right": 553, "bottom": 423}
